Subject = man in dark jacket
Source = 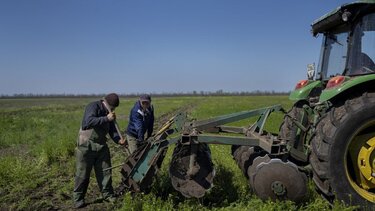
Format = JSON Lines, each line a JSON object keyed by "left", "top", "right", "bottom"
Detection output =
{"left": 73, "top": 93, "right": 125, "bottom": 209}
{"left": 126, "top": 94, "right": 154, "bottom": 154}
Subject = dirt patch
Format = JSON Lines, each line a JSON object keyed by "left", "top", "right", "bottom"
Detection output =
{"left": 0, "top": 144, "right": 31, "bottom": 157}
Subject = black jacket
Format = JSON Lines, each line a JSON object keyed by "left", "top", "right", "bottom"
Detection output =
{"left": 81, "top": 100, "right": 120, "bottom": 143}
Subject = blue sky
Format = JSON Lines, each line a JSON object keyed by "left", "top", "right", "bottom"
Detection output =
{"left": 0, "top": 0, "right": 350, "bottom": 95}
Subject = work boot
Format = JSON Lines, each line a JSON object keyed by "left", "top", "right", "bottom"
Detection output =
{"left": 74, "top": 200, "right": 86, "bottom": 209}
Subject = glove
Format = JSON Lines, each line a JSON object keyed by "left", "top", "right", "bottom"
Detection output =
{"left": 107, "top": 112, "right": 116, "bottom": 121}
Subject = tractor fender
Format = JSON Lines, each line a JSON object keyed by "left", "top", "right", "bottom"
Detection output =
{"left": 289, "top": 80, "right": 322, "bottom": 101}
{"left": 319, "top": 74, "right": 375, "bottom": 102}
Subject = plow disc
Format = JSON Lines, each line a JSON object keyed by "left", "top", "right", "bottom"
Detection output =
{"left": 232, "top": 146, "right": 307, "bottom": 203}
{"left": 247, "top": 154, "right": 271, "bottom": 186}
{"left": 169, "top": 143, "right": 215, "bottom": 198}
{"left": 232, "top": 146, "right": 267, "bottom": 178}
{"left": 249, "top": 158, "right": 307, "bottom": 202}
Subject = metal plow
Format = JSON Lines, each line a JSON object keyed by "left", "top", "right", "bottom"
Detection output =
{"left": 116, "top": 104, "right": 308, "bottom": 202}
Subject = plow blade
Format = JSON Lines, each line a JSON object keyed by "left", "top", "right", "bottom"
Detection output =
{"left": 169, "top": 143, "right": 215, "bottom": 198}
{"left": 232, "top": 147, "right": 308, "bottom": 203}
{"left": 249, "top": 158, "right": 307, "bottom": 202}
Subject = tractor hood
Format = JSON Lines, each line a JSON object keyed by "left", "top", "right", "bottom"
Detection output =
{"left": 312, "top": 0, "right": 375, "bottom": 36}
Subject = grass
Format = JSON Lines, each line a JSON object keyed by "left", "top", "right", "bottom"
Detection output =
{"left": 0, "top": 96, "right": 356, "bottom": 210}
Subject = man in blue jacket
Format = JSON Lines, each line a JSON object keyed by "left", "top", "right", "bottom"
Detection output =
{"left": 126, "top": 94, "right": 154, "bottom": 154}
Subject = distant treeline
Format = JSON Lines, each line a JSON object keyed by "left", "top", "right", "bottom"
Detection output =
{"left": 0, "top": 90, "right": 290, "bottom": 99}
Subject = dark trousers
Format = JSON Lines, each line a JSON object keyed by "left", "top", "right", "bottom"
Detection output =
{"left": 73, "top": 145, "right": 113, "bottom": 202}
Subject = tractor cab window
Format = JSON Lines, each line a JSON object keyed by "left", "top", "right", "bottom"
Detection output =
{"left": 347, "top": 13, "right": 375, "bottom": 75}
{"left": 318, "top": 31, "right": 349, "bottom": 80}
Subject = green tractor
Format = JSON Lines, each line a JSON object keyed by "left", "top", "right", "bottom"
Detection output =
{"left": 281, "top": 0, "right": 375, "bottom": 207}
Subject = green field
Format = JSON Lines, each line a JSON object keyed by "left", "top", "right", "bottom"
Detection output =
{"left": 0, "top": 96, "right": 355, "bottom": 210}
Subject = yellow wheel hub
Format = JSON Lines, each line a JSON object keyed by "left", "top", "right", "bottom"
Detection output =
{"left": 358, "top": 137, "right": 375, "bottom": 190}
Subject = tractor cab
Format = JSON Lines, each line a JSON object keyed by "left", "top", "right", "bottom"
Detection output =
{"left": 313, "top": 1, "right": 375, "bottom": 82}
{"left": 290, "top": 1, "right": 375, "bottom": 102}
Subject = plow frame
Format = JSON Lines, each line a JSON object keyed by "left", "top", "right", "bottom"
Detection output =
{"left": 117, "top": 104, "right": 288, "bottom": 194}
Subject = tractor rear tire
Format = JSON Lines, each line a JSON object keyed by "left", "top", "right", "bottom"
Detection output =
{"left": 310, "top": 92, "right": 375, "bottom": 207}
